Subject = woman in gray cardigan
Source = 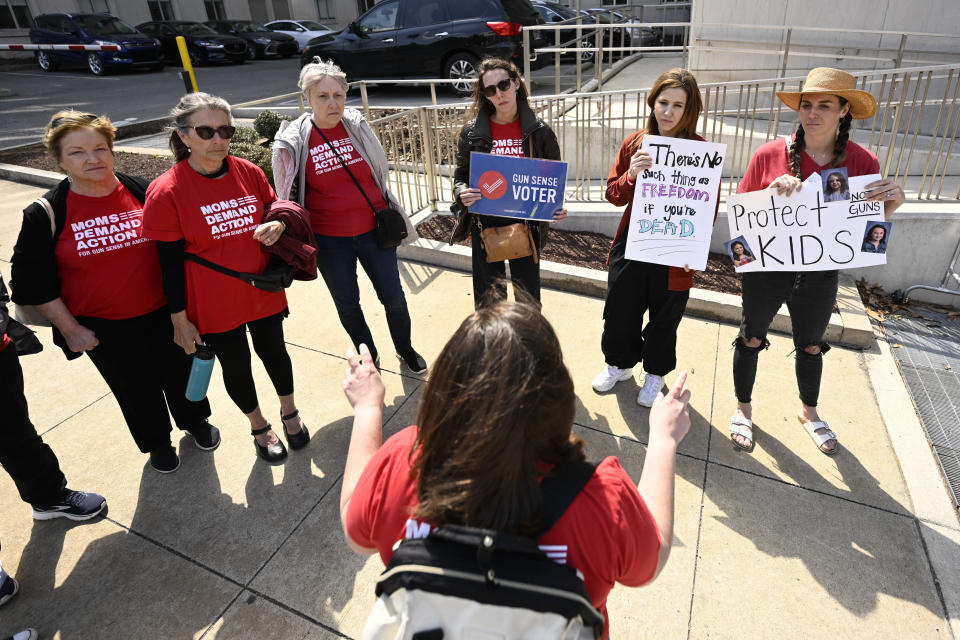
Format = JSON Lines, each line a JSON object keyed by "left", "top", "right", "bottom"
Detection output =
{"left": 272, "top": 58, "right": 424, "bottom": 373}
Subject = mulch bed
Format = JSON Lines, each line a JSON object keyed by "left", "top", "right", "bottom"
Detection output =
{"left": 416, "top": 214, "right": 743, "bottom": 296}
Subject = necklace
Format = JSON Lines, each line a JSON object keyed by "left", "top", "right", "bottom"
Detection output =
{"left": 807, "top": 148, "right": 832, "bottom": 165}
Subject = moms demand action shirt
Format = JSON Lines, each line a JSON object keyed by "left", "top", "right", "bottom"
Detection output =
{"left": 489, "top": 117, "right": 523, "bottom": 157}
{"left": 304, "top": 122, "right": 382, "bottom": 237}
{"left": 55, "top": 183, "right": 165, "bottom": 319}
{"left": 142, "top": 157, "right": 285, "bottom": 334}
{"left": 344, "top": 425, "right": 661, "bottom": 639}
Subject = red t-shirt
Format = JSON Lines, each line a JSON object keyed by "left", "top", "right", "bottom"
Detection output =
{"left": 304, "top": 122, "right": 382, "bottom": 236}
{"left": 0, "top": 334, "right": 9, "bottom": 352}
{"left": 738, "top": 136, "right": 880, "bottom": 193}
{"left": 345, "top": 425, "right": 661, "bottom": 639}
{"left": 54, "top": 183, "right": 165, "bottom": 320}
{"left": 489, "top": 117, "right": 524, "bottom": 157}
{"left": 142, "top": 156, "right": 285, "bottom": 334}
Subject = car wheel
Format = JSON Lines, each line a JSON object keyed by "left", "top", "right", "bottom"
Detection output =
{"left": 87, "top": 53, "right": 107, "bottom": 76}
{"left": 444, "top": 52, "right": 478, "bottom": 97}
{"left": 579, "top": 37, "right": 595, "bottom": 64}
{"left": 188, "top": 49, "right": 203, "bottom": 67}
{"left": 246, "top": 45, "right": 256, "bottom": 60}
{"left": 36, "top": 51, "right": 57, "bottom": 72}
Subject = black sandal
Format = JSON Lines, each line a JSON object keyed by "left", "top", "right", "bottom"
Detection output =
{"left": 281, "top": 410, "right": 310, "bottom": 450}
{"left": 251, "top": 424, "right": 287, "bottom": 463}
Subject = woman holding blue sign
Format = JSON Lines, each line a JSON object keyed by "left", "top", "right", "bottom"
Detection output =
{"left": 729, "top": 67, "right": 905, "bottom": 455}
{"left": 592, "top": 68, "right": 715, "bottom": 408}
{"left": 451, "top": 58, "right": 567, "bottom": 308}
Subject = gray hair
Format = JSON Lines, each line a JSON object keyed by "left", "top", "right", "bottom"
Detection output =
{"left": 298, "top": 57, "right": 349, "bottom": 99}
{"left": 167, "top": 92, "right": 233, "bottom": 163}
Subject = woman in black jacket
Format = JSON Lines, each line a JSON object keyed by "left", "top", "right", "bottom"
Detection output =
{"left": 451, "top": 58, "right": 566, "bottom": 308}
{"left": 10, "top": 110, "right": 215, "bottom": 474}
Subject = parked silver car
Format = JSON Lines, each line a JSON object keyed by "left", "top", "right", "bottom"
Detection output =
{"left": 264, "top": 19, "right": 334, "bottom": 52}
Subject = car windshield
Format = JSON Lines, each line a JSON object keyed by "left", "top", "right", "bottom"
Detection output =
{"left": 178, "top": 23, "right": 218, "bottom": 35}
{"left": 234, "top": 22, "right": 270, "bottom": 32}
{"left": 300, "top": 21, "right": 326, "bottom": 30}
{"left": 549, "top": 5, "right": 580, "bottom": 20}
{"left": 76, "top": 16, "right": 139, "bottom": 35}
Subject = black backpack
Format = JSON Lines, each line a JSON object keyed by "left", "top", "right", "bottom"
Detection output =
{"left": 362, "top": 460, "right": 605, "bottom": 640}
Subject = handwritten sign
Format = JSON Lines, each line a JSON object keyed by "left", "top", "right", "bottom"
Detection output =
{"left": 469, "top": 152, "right": 568, "bottom": 221}
{"left": 625, "top": 135, "right": 726, "bottom": 270}
{"left": 727, "top": 173, "right": 889, "bottom": 272}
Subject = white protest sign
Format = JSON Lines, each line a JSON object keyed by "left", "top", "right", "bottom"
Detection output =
{"left": 624, "top": 135, "right": 726, "bottom": 271}
{"left": 727, "top": 173, "right": 889, "bottom": 272}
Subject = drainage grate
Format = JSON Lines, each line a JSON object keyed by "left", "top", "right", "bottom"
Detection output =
{"left": 884, "top": 309, "right": 960, "bottom": 509}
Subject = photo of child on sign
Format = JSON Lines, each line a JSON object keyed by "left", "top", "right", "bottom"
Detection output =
{"left": 468, "top": 152, "right": 568, "bottom": 221}
{"left": 822, "top": 167, "right": 850, "bottom": 202}
{"left": 624, "top": 135, "right": 726, "bottom": 271}
{"left": 725, "top": 236, "right": 756, "bottom": 267}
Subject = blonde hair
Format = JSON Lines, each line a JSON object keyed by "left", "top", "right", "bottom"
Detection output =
{"left": 166, "top": 92, "right": 233, "bottom": 162}
{"left": 298, "top": 57, "right": 348, "bottom": 99}
{"left": 43, "top": 110, "right": 116, "bottom": 161}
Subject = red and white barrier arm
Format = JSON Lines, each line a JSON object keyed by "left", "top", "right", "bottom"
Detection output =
{"left": 0, "top": 44, "right": 121, "bottom": 51}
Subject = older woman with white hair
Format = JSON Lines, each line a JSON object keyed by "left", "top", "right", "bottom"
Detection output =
{"left": 272, "top": 58, "right": 425, "bottom": 374}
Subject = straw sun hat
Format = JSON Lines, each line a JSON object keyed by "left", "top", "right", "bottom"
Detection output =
{"left": 776, "top": 67, "right": 877, "bottom": 119}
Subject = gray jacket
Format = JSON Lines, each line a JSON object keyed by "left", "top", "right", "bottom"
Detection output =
{"left": 271, "top": 108, "right": 418, "bottom": 244}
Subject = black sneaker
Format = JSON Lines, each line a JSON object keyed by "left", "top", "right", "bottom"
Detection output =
{"left": 0, "top": 573, "right": 18, "bottom": 607}
{"left": 185, "top": 421, "right": 221, "bottom": 451}
{"left": 397, "top": 348, "right": 427, "bottom": 374}
{"left": 149, "top": 446, "right": 181, "bottom": 474}
{"left": 31, "top": 489, "right": 107, "bottom": 521}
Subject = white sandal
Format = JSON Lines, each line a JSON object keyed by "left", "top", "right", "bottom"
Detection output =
{"left": 729, "top": 415, "right": 755, "bottom": 452}
{"left": 798, "top": 417, "right": 839, "bottom": 455}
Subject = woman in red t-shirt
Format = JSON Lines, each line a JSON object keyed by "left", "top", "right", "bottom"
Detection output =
{"left": 591, "top": 68, "right": 718, "bottom": 409}
{"left": 10, "top": 110, "right": 214, "bottom": 474}
{"left": 451, "top": 58, "right": 568, "bottom": 309}
{"left": 338, "top": 300, "right": 692, "bottom": 638}
{"left": 143, "top": 93, "right": 308, "bottom": 464}
{"left": 729, "top": 68, "right": 905, "bottom": 454}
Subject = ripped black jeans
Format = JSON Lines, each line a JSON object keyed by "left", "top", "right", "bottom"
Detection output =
{"left": 733, "top": 270, "right": 838, "bottom": 407}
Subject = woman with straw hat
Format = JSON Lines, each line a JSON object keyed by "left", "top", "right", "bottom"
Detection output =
{"left": 728, "top": 67, "right": 904, "bottom": 455}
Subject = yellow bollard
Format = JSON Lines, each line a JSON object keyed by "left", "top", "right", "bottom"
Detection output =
{"left": 176, "top": 36, "right": 198, "bottom": 93}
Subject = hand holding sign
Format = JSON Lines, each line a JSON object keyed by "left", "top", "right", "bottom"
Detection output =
{"left": 468, "top": 152, "right": 568, "bottom": 221}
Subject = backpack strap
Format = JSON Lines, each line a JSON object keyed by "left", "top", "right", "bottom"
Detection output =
{"left": 537, "top": 459, "right": 598, "bottom": 537}
{"left": 34, "top": 197, "right": 55, "bottom": 236}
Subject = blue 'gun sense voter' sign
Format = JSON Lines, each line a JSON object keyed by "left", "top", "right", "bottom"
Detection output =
{"left": 468, "top": 152, "right": 568, "bottom": 221}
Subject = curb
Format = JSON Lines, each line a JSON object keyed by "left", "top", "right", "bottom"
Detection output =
{"left": 400, "top": 210, "right": 874, "bottom": 349}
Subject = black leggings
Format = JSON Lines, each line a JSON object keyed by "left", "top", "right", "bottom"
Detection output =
{"left": 202, "top": 311, "right": 294, "bottom": 415}
{"left": 733, "top": 271, "right": 838, "bottom": 407}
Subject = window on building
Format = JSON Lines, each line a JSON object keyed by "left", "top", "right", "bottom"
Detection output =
{"left": 78, "top": 0, "right": 111, "bottom": 13}
{"left": 315, "top": 0, "right": 333, "bottom": 20}
{"left": 147, "top": 0, "right": 174, "bottom": 21}
{"left": 271, "top": 0, "right": 290, "bottom": 20}
{"left": 0, "top": 0, "right": 32, "bottom": 29}
{"left": 205, "top": 0, "right": 226, "bottom": 20}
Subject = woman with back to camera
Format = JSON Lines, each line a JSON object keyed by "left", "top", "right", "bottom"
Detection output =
{"left": 272, "top": 58, "right": 425, "bottom": 374}
{"left": 338, "top": 299, "right": 692, "bottom": 638}
{"left": 823, "top": 170, "right": 850, "bottom": 201}
{"left": 143, "top": 92, "right": 309, "bottom": 464}
{"left": 729, "top": 67, "right": 904, "bottom": 454}
{"left": 11, "top": 110, "right": 214, "bottom": 474}
{"left": 861, "top": 224, "right": 887, "bottom": 253}
{"left": 451, "top": 58, "right": 567, "bottom": 308}
{"left": 591, "top": 68, "right": 718, "bottom": 408}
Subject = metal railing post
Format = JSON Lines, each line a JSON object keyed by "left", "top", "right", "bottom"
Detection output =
{"left": 359, "top": 82, "right": 371, "bottom": 121}
{"left": 595, "top": 26, "right": 604, "bottom": 88}
{"left": 418, "top": 107, "right": 439, "bottom": 211}
{"left": 894, "top": 33, "right": 908, "bottom": 68}
{"left": 576, "top": 20, "right": 582, "bottom": 92}
{"left": 554, "top": 27, "right": 561, "bottom": 95}
{"left": 780, "top": 28, "right": 792, "bottom": 77}
{"left": 523, "top": 27, "right": 531, "bottom": 94}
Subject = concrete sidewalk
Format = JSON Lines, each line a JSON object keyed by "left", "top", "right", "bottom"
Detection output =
{"left": 0, "top": 176, "right": 958, "bottom": 639}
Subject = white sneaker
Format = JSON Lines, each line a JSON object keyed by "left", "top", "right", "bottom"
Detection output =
{"left": 13, "top": 629, "right": 38, "bottom": 640}
{"left": 592, "top": 365, "right": 633, "bottom": 393}
{"left": 636, "top": 374, "right": 664, "bottom": 407}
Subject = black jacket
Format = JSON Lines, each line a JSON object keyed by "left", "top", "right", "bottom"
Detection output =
{"left": 451, "top": 100, "right": 561, "bottom": 247}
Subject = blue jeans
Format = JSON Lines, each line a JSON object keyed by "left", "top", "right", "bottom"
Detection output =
{"left": 314, "top": 230, "right": 412, "bottom": 361}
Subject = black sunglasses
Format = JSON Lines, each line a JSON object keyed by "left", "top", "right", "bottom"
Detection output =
{"left": 482, "top": 78, "right": 515, "bottom": 97}
{"left": 183, "top": 125, "right": 236, "bottom": 140}
{"left": 51, "top": 113, "right": 97, "bottom": 129}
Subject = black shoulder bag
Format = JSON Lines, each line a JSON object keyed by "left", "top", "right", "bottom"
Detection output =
{"left": 312, "top": 122, "right": 407, "bottom": 249}
{"left": 183, "top": 253, "right": 294, "bottom": 293}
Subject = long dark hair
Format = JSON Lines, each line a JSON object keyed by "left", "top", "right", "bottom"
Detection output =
{"left": 468, "top": 57, "right": 529, "bottom": 117}
{"left": 412, "top": 300, "right": 583, "bottom": 536}
{"left": 788, "top": 95, "right": 852, "bottom": 178}
{"left": 731, "top": 241, "right": 753, "bottom": 259}
{"left": 866, "top": 224, "right": 887, "bottom": 244}
{"left": 630, "top": 68, "right": 703, "bottom": 152}
{"left": 824, "top": 170, "right": 849, "bottom": 195}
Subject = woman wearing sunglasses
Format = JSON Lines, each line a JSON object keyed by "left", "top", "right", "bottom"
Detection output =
{"left": 272, "top": 58, "right": 425, "bottom": 374}
{"left": 10, "top": 110, "right": 214, "bottom": 474}
{"left": 142, "top": 92, "right": 309, "bottom": 464}
{"left": 451, "top": 57, "right": 567, "bottom": 308}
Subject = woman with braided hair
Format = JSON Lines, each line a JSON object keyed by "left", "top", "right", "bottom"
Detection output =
{"left": 727, "top": 68, "right": 904, "bottom": 455}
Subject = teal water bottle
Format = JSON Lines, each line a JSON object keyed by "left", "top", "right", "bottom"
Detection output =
{"left": 185, "top": 345, "right": 215, "bottom": 401}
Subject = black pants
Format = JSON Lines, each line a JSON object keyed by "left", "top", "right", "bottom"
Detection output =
{"left": 470, "top": 223, "right": 540, "bottom": 309}
{"left": 733, "top": 270, "right": 838, "bottom": 406}
{"left": 202, "top": 310, "right": 293, "bottom": 415}
{"left": 0, "top": 343, "right": 67, "bottom": 506}
{"left": 83, "top": 307, "right": 212, "bottom": 453}
{"left": 600, "top": 242, "right": 690, "bottom": 375}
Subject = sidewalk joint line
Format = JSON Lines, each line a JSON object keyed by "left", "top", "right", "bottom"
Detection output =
{"left": 282, "top": 338, "right": 428, "bottom": 382}
{"left": 913, "top": 517, "right": 953, "bottom": 625}
{"left": 38, "top": 391, "right": 112, "bottom": 439}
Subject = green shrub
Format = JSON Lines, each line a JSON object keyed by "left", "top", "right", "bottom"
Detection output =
{"left": 229, "top": 125, "right": 260, "bottom": 146}
{"left": 253, "top": 110, "right": 292, "bottom": 141}
{"left": 230, "top": 142, "right": 273, "bottom": 185}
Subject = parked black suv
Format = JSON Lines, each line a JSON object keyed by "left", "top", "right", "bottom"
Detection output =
{"left": 29, "top": 13, "right": 164, "bottom": 75}
{"left": 204, "top": 20, "right": 298, "bottom": 59}
{"left": 301, "top": 0, "right": 546, "bottom": 95}
{"left": 137, "top": 21, "right": 247, "bottom": 66}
